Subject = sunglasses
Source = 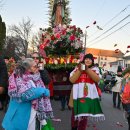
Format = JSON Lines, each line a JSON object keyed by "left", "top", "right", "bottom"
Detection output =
{"left": 32, "top": 57, "right": 39, "bottom": 60}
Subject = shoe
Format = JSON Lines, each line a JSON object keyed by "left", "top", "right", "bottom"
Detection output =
{"left": 113, "top": 105, "right": 116, "bottom": 108}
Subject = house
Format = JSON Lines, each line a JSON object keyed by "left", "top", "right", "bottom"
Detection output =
{"left": 123, "top": 55, "right": 130, "bottom": 68}
{"left": 85, "top": 48, "right": 124, "bottom": 72}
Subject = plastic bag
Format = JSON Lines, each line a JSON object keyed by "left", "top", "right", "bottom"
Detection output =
{"left": 42, "top": 120, "right": 55, "bottom": 130}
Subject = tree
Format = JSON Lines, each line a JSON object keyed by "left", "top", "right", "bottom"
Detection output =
{"left": 3, "top": 36, "right": 27, "bottom": 60}
{"left": 0, "top": 15, "right": 6, "bottom": 53}
{"left": 30, "top": 31, "right": 42, "bottom": 52}
{"left": 3, "top": 36, "right": 16, "bottom": 58}
{"left": 9, "top": 18, "right": 33, "bottom": 57}
{"left": 0, "top": 0, "right": 5, "bottom": 9}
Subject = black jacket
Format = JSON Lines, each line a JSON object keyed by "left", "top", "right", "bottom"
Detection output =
{"left": 0, "top": 56, "right": 8, "bottom": 90}
{"left": 39, "top": 69, "right": 51, "bottom": 86}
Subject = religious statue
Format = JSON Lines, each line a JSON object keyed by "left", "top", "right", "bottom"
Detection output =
{"left": 52, "top": 0, "right": 65, "bottom": 26}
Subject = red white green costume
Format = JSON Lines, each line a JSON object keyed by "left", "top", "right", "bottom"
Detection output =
{"left": 70, "top": 67, "right": 105, "bottom": 121}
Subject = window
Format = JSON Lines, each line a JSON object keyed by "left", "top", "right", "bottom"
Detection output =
{"left": 100, "top": 62, "right": 103, "bottom": 66}
{"left": 105, "top": 57, "right": 107, "bottom": 60}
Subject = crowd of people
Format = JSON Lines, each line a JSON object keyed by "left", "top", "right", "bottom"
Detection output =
{"left": 0, "top": 53, "right": 130, "bottom": 130}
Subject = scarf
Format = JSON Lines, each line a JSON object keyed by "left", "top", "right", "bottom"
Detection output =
{"left": 8, "top": 71, "right": 53, "bottom": 120}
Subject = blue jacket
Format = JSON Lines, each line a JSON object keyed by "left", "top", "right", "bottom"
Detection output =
{"left": 2, "top": 87, "right": 46, "bottom": 130}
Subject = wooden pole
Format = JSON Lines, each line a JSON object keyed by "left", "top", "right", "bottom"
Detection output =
{"left": 84, "top": 30, "right": 87, "bottom": 54}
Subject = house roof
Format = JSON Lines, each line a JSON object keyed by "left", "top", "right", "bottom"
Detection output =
{"left": 124, "top": 55, "right": 130, "bottom": 59}
{"left": 85, "top": 48, "right": 124, "bottom": 58}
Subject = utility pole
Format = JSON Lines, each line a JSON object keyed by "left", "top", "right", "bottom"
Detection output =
{"left": 84, "top": 30, "right": 87, "bottom": 54}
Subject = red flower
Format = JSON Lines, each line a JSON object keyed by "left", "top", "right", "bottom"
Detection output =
{"left": 77, "top": 38, "right": 80, "bottom": 41}
{"left": 127, "top": 45, "right": 130, "bottom": 48}
{"left": 62, "top": 30, "right": 66, "bottom": 35}
{"left": 51, "top": 35, "right": 55, "bottom": 41}
{"left": 115, "top": 49, "right": 119, "bottom": 53}
{"left": 69, "top": 35, "right": 75, "bottom": 41}
{"left": 46, "top": 39, "right": 50, "bottom": 44}
{"left": 45, "top": 57, "right": 49, "bottom": 64}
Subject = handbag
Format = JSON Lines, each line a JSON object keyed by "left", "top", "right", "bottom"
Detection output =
{"left": 41, "top": 119, "right": 55, "bottom": 130}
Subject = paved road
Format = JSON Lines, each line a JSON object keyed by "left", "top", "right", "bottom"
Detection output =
{"left": 0, "top": 93, "right": 129, "bottom": 130}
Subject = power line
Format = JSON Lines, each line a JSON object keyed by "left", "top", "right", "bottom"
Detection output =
{"left": 87, "top": 14, "right": 130, "bottom": 43}
{"left": 87, "top": 22, "right": 130, "bottom": 47}
{"left": 87, "top": 4, "right": 130, "bottom": 39}
{"left": 103, "top": 5, "right": 130, "bottom": 27}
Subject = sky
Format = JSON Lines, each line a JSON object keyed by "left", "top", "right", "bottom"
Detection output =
{"left": 0, "top": 0, "right": 130, "bottom": 54}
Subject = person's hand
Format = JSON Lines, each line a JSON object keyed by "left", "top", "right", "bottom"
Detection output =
{"left": 38, "top": 63, "right": 44, "bottom": 70}
{"left": 43, "top": 88, "right": 50, "bottom": 97}
{"left": 85, "top": 65, "right": 88, "bottom": 71}
{"left": 77, "top": 63, "right": 84, "bottom": 72}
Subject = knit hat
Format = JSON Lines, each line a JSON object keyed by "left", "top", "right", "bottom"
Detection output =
{"left": 83, "top": 53, "right": 94, "bottom": 62}
{"left": 82, "top": 53, "right": 94, "bottom": 67}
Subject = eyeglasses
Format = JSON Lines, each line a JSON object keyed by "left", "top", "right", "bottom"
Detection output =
{"left": 32, "top": 57, "right": 39, "bottom": 60}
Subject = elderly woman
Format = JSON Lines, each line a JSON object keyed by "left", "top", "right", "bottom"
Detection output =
{"left": 69, "top": 53, "right": 105, "bottom": 130}
{"left": 2, "top": 58, "right": 53, "bottom": 130}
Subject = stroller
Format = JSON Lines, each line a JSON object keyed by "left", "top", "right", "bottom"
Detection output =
{"left": 104, "top": 76, "right": 117, "bottom": 93}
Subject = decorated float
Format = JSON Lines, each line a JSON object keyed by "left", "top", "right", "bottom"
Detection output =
{"left": 39, "top": 0, "right": 84, "bottom": 97}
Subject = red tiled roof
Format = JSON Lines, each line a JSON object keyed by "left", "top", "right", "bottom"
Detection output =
{"left": 85, "top": 48, "right": 124, "bottom": 58}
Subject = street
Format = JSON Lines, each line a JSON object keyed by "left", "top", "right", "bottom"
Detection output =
{"left": 0, "top": 93, "right": 128, "bottom": 130}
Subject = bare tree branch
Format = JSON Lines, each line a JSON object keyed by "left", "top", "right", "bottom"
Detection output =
{"left": 9, "top": 18, "right": 33, "bottom": 56}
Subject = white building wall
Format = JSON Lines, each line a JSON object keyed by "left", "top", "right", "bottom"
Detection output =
{"left": 94, "top": 55, "right": 123, "bottom": 72}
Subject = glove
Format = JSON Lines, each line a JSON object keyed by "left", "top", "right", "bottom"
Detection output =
{"left": 43, "top": 88, "right": 50, "bottom": 97}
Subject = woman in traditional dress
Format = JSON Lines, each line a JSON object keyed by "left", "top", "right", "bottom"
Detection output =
{"left": 2, "top": 58, "right": 53, "bottom": 130}
{"left": 69, "top": 53, "right": 105, "bottom": 130}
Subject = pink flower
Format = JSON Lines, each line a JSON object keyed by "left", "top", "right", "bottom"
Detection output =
{"left": 55, "top": 33, "right": 61, "bottom": 39}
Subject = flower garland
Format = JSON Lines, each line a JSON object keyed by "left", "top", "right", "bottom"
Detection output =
{"left": 6, "top": 58, "right": 16, "bottom": 76}
{"left": 42, "top": 55, "right": 80, "bottom": 70}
